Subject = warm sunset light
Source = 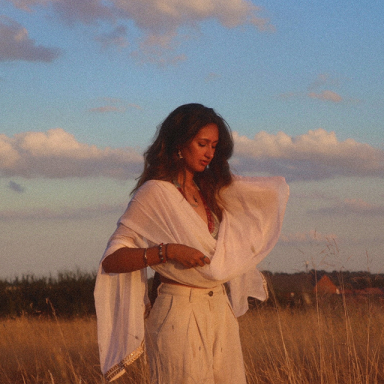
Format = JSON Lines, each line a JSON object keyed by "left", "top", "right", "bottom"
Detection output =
{"left": 1, "top": 0, "right": 383, "bottom": 278}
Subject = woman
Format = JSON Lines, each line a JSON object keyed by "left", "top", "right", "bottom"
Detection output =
{"left": 94, "top": 104, "right": 289, "bottom": 383}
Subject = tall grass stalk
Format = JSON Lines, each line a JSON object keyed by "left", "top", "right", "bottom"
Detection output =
{"left": 240, "top": 294, "right": 384, "bottom": 384}
{"left": 1, "top": 297, "right": 383, "bottom": 383}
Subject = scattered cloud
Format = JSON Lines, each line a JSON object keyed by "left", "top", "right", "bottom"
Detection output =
{"left": 0, "top": 128, "right": 143, "bottom": 179}
{"left": 278, "top": 92, "right": 301, "bottom": 100}
{"left": 232, "top": 129, "right": 384, "bottom": 181}
{"left": 7, "top": 0, "right": 55, "bottom": 12}
{"left": 279, "top": 73, "right": 359, "bottom": 104}
{"left": 279, "top": 90, "right": 345, "bottom": 104}
{"left": 126, "top": 103, "right": 143, "bottom": 110}
{"left": 131, "top": 31, "right": 188, "bottom": 66}
{"left": 0, "top": 16, "right": 61, "bottom": 62}
{"left": 307, "top": 73, "right": 340, "bottom": 92}
{"left": 6, "top": 0, "right": 273, "bottom": 63}
{"left": 8, "top": 180, "right": 26, "bottom": 193}
{"left": 0, "top": 203, "right": 124, "bottom": 221}
{"left": 2, "top": 128, "right": 383, "bottom": 182}
{"left": 95, "top": 25, "right": 130, "bottom": 50}
{"left": 89, "top": 106, "right": 126, "bottom": 113}
{"left": 309, "top": 198, "right": 384, "bottom": 217}
{"left": 308, "top": 90, "right": 343, "bottom": 103}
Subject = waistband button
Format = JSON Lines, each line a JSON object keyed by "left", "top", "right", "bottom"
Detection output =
{"left": 208, "top": 291, "right": 214, "bottom": 296}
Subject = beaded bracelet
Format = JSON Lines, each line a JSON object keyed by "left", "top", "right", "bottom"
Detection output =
{"left": 143, "top": 248, "right": 148, "bottom": 267}
{"left": 158, "top": 243, "right": 166, "bottom": 263}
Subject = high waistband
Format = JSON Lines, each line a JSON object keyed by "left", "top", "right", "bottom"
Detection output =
{"left": 158, "top": 282, "right": 226, "bottom": 301}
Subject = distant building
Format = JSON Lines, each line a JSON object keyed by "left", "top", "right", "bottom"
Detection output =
{"left": 254, "top": 271, "right": 384, "bottom": 308}
{"left": 313, "top": 275, "right": 339, "bottom": 295}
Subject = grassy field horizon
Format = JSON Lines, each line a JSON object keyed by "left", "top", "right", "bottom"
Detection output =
{"left": 1, "top": 294, "right": 383, "bottom": 383}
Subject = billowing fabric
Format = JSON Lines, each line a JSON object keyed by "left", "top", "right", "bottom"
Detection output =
{"left": 94, "top": 175, "right": 289, "bottom": 381}
{"left": 146, "top": 283, "right": 247, "bottom": 384}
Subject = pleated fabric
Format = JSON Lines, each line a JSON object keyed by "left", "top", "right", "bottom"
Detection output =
{"left": 145, "top": 283, "right": 247, "bottom": 384}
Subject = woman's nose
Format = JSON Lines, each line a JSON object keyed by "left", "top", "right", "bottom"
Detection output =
{"left": 205, "top": 147, "right": 215, "bottom": 158}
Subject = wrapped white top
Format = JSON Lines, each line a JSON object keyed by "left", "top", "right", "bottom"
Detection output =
{"left": 94, "top": 176, "right": 289, "bottom": 381}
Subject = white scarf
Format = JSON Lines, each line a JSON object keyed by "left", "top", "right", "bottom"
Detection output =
{"left": 94, "top": 176, "right": 289, "bottom": 381}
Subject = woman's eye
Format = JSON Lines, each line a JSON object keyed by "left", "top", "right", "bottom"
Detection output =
{"left": 198, "top": 143, "right": 206, "bottom": 147}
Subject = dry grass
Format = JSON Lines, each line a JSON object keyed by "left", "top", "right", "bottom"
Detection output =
{"left": 0, "top": 316, "right": 102, "bottom": 383}
{"left": 240, "top": 299, "right": 384, "bottom": 384}
{"left": 1, "top": 299, "right": 384, "bottom": 383}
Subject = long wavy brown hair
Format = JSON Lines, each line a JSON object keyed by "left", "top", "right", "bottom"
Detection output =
{"left": 132, "top": 103, "right": 234, "bottom": 220}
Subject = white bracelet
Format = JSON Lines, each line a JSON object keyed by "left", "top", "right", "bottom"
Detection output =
{"left": 143, "top": 248, "right": 148, "bottom": 267}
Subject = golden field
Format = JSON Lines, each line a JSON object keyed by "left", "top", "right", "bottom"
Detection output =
{"left": 1, "top": 298, "right": 384, "bottom": 384}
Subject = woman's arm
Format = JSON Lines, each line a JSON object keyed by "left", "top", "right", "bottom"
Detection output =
{"left": 102, "top": 243, "right": 210, "bottom": 273}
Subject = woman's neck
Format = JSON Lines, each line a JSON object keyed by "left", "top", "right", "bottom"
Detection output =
{"left": 177, "top": 170, "right": 195, "bottom": 189}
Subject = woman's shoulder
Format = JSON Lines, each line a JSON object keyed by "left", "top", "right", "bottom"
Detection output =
{"left": 133, "top": 179, "right": 176, "bottom": 200}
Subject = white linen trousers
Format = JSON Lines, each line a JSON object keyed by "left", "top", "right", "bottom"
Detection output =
{"left": 145, "top": 283, "right": 247, "bottom": 384}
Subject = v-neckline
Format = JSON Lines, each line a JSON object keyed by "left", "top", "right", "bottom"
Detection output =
{"left": 173, "top": 181, "right": 215, "bottom": 234}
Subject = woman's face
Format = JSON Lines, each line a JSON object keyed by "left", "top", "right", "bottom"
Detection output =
{"left": 180, "top": 123, "right": 219, "bottom": 175}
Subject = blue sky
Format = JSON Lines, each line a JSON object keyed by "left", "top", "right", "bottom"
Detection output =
{"left": 1, "top": 0, "right": 383, "bottom": 278}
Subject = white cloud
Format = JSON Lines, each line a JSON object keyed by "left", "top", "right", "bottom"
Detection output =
{"left": 7, "top": 0, "right": 273, "bottom": 62}
{"left": 0, "top": 16, "right": 61, "bottom": 62}
{"left": 0, "top": 128, "right": 143, "bottom": 179}
{"left": 112, "top": 0, "right": 272, "bottom": 32}
{"left": 232, "top": 129, "right": 384, "bottom": 181}
{"left": 2, "top": 128, "right": 383, "bottom": 182}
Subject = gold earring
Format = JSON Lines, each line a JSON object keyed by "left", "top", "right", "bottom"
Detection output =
{"left": 178, "top": 150, "right": 183, "bottom": 159}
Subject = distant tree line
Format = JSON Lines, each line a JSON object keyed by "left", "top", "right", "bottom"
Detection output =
{"left": 1, "top": 269, "right": 383, "bottom": 318}
{"left": 0, "top": 270, "right": 96, "bottom": 318}
{"left": 260, "top": 270, "right": 384, "bottom": 309}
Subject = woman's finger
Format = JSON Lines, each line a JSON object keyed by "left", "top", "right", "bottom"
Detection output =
{"left": 202, "top": 256, "right": 210, "bottom": 264}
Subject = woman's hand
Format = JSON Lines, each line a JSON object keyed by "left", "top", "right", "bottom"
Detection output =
{"left": 166, "top": 244, "right": 210, "bottom": 268}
